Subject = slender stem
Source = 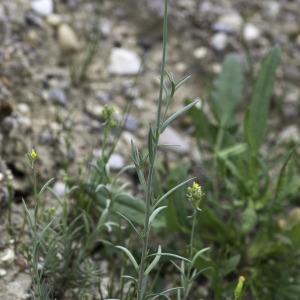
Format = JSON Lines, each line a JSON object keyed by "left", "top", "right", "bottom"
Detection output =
{"left": 213, "top": 126, "right": 224, "bottom": 200}
{"left": 137, "top": 2, "right": 168, "bottom": 299}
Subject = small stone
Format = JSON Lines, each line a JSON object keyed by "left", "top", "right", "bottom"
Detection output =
{"left": 145, "top": 0, "right": 165, "bottom": 17}
{"left": 1, "top": 248, "right": 15, "bottom": 265}
{"left": 243, "top": 23, "right": 260, "bottom": 41}
{"left": 124, "top": 115, "right": 139, "bottom": 132}
{"left": 108, "top": 48, "right": 141, "bottom": 75}
{"left": 47, "top": 14, "right": 62, "bottom": 27}
{"left": 108, "top": 153, "right": 125, "bottom": 170}
{"left": 159, "top": 127, "right": 189, "bottom": 154}
{"left": 0, "top": 268, "right": 7, "bottom": 277}
{"left": 49, "top": 87, "right": 67, "bottom": 106}
{"left": 211, "top": 33, "right": 228, "bottom": 51}
{"left": 214, "top": 12, "right": 243, "bottom": 33}
{"left": 95, "top": 90, "right": 112, "bottom": 104}
{"left": 58, "top": 24, "right": 80, "bottom": 52}
{"left": 193, "top": 47, "right": 208, "bottom": 60}
{"left": 99, "top": 19, "right": 111, "bottom": 38}
{"left": 53, "top": 181, "right": 68, "bottom": 198}
{"left": 265, "top": 1, "right": 280, "bottom": 18}
{"left": 17, "top": 103, "right": 30, "bottom": 115}
{"left": 85, "top": 103, "right": 103, "bottom": 119}
{"left": 1, "top": 117, "right": 17, "bottom": 134}
{"left": 279, "top": 126, "right": 300, "bottom": 144}
{"left": 0, "top": 173, "right": 4, "bottom": 182}
{"left": 0, "top": 187, "right": 9, "bottom": 208}
{"left": 31, "top": 0, "right": 53, "bottom": 16}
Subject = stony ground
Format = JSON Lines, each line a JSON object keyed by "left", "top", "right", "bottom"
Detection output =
{"left": 0, "top": 0, "right": 299, "bottom": 298}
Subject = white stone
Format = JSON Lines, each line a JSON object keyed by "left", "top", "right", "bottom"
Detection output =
{"left": 159, "top": 127, "right": 189, "bottom": 154}
{"left": 58, "top": 24, "right": 80, "bottom": 52}
{"left": 243, "top": 23, "right": 260, "bottom": 41}
{"left": 0, "top": 268, "right": 7, "bottom": 277}
{"left": 193, "top": 47, "right": 208, "bottom": 60}
{"left": 279, "top": 126, "right": 300, "bottom": 144}
{"left": 1, "top": 249, "right": 15, "bottom": 265}
{"left": 47, "top": 14, "right": 62, "bottom": 27}
{"left": 53, "top": 181, "right": 68, "bottom": 198}
{"left": 214, "top": 12, "right": 243, "bottom": 33}
{"left": 31, "top": 0, "right": 53, "bottom": 16}
{"left": 108, "top": 48, "right": 141, "bottom": 75}
{"left": 265, "top": 1, "right": 280, "bottom": 18}
{"left": 17, "top": 103, "right": 30, "bottom": 115}
{"left": 108, "top": 153, "right": 125, "bottom": 170}
{"left": 211, "top": 33, "right": 228, "bottom": 51}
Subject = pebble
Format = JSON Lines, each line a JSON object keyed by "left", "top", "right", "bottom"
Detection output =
{"left": 0, "top": 268, "right": 7, "bottom": 277}
{"left": 145, "top": 0, "right": 165, "bottom": 17}
{"left": 159, "top": 127, "right": 189, "bottom": 154}
{"left": 1, "top": 249, "right": 15, "bottom": 265}
{"left": 31, "top": 0, "right": 54, "bottom": 16}
{"left": 123, "top": 115, "right": 139, "bottom": 132}
{"left": 17, "top": 103, "right": 30, "bottom": 115}
{"left": 95, "top": 90, "right": 112, "bottom": 104}
{"left": 279, "top": 126, "right": 300, "bottom": 144}
{"left": 193, "top": 47, "right": 208, "bottom": 60}
{"left": 47, "top": 14, "right": 62, "bottom": 27}
{"left": 49, "top": 87, "right": 67, "bottom": 106}
{"left": 99, "top": 19, "right": 111, "bottom": 38}
{"left": 108, "top": 48, "right": 141, "bottom": 76}
{"left": 0, "top": 187, "right": 9, "bottom": 208}
{"left": 57, "top": 24, "right": 80, "bottom": 52}
{"left": 85, "top": 103, "right": 103, "bottom": 119}
{"left": 214, "top": 12, "right": 243, "bottom": 33}
{"left": 53, "top": 181, "right": 68, "bottom": 198}
{"left": 211, "top": 33, "right": 228, "bottom": 51}
{"left": 108, "top": 153, "right": 125, "bottom": 170}
{"left": 243, "top": 23, "right": 260, "bottom": 41}
{"left": 265, "top": 1, "right": 281, "bottom": 18}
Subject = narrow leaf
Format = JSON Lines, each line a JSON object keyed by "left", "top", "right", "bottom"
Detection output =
{"left": 115, "top": 246, "right": 139, "bottom": 273}
{"left": 149, "top": 206, "right": 167, "bottom": 226}
{"left": 154, "top": 177, "right": 195, "bottom": 209}
{"left": 160, "top": 99, "right": 199, "bottom": 133}
{"left": 145, "top": 245, "right": 162, "bottom": 275}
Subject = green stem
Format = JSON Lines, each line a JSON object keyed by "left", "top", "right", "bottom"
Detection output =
{"left": 137, "top": 2, "right": 168, "bottom": 299}
{"left": 213, "top": 126, "right": 224, "bottom": 200}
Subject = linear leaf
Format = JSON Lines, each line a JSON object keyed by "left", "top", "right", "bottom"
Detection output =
{"left": 115, "top": 246, "right": 139, "bottom": 273}
{"left": 154, "top": 177, "right": 195, "bottom": 209}
{"left": 160, "top": 99, "right": 199, "bottom": 133}
{"left": 149, "top": 206, "right": 167, "bottom": 227}
{"left": 145, "top": 245, "right": 162, "bottom": 275}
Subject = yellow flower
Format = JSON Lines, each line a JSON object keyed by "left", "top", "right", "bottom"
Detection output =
{"left": 186, "top": 181, "right": 204, "bottom": 211}
{"left": 30, "top": 148, "right": 38, "bottom": 161}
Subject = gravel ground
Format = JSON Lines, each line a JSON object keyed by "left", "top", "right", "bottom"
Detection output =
{"left": 0, "top": 0, "right": 299, "bottom": 298}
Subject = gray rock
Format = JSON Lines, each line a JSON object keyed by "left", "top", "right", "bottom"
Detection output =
{"left": 124, "top": 115, "right": 139, "bottom": 132}
{"left": 213, "top": 12, "right": 243, "bottom": 33}
{"left": 108, "top": 48, "right": 141, "bottom": 76}
{"left": 159, "top": 127, "right": 189, "bottom": 154}
{"left": 95, "top": 90, "right": 112, "bottom": 103}
{"left": 99, "top": 19, "right": 111, "bottom": 38}
{"left": 145, "top": 0, "right": 165, "bottom": 17}
{"left": 0, "top": 187, "right": 9, "bottom": 208}
{"left": 211, "top": 32, "right": 228, "bottom": 51}
{"left": 31, "top": 0, "right": 53, "bottom": 16}
{"left": 49, "top": 87, "right": 67, "bottom": 106}
{"left": 108, "top": 153, "right": 125, "bottom": 170}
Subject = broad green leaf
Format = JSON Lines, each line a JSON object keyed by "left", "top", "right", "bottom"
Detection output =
{"left": 220, "top": 254, "right": 241, "bottom": 277}
{"left": 245, "top": 47, "right": 280, "bottom": 153}
{"left": 210, "top": 54, "right": 243, "bottom": 127}
{"left": 241, "top": 205, "right": 257, "bottom": 233}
